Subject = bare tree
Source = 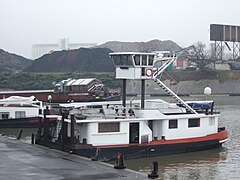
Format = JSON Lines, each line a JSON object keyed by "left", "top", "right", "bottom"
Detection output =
{"left": 188, "top": 42, "right": 213, "bottom": 71}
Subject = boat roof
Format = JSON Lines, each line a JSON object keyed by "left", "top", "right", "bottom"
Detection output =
{"left": 0, "top": 90, "right": 53, "bottom": 94}
{"left": 55, "top": 78, "right": 97, "bottom": 87}
{"left": 64, "top": 113, "right": 217, "bottom": 124}
{"left": 109, "top": 52, "right": 156, "bottom": 55}
{"left": 65, "top": 79, "right": 77, "bottom": 86}
{"left": 185, "top": 100, "right": 214, "bottom": 104}
{"left": 0, "top": 96, "right": 41, "bottom": 106}
{"left": 59, "top": 99, "right": 170, "bottom": 108}
{"left": 59, "top": 100, "right": 141, "bottom": 108}
{"left": 71, "top": 78, "right": 96, "bottom": 86}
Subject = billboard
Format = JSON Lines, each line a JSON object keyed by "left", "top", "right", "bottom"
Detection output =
{"left": 210, "top": 24, "right": 240, "bottom": 42}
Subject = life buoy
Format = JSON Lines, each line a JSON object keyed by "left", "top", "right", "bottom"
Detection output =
{"left": 145, "top": 68, "right": 153, "bottom": 77}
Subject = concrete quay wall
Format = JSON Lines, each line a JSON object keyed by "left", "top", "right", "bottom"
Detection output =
{"left": 126, "top": 71, "right": 240, "bottom": 95}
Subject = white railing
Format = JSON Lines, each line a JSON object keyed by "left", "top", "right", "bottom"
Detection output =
{"left": 152, "top": 55, "right": 198, "bottom": 114}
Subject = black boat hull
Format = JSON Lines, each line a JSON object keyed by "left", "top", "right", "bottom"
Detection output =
{"left": 36, "top": 139, "right": 222, "bottom": 161}
{"left": 0, "top": 117, "right": 57, "bottom": 128}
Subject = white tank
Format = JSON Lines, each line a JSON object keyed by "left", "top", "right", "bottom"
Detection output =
{"left": 204, "top": 87, "right": 212, "bottom": 96}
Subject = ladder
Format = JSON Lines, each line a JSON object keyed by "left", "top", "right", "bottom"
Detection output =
{"left": 152, "top": 57, "right": 176, "bottom": 78}
{"left": 55, "top": 120, "right": 62, "bottom": 139}
{"left": 152, "top": 56, "right": 198, "bottom": 114}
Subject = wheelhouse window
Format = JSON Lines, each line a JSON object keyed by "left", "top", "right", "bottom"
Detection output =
{"left": 98, "top": 122, "right": 120, "bottom": 133}
{"left": 112, "top": 55, "right": 133, "bottom": 67}
{"left": 15, "top": 111, "right": 26, "bottom": 118}
{"left": 123, "top": 55, "right": 133, "bottom": 66}
{"left": 169, "top": 119, "right": 178, "bottom": 129}
{"left": 112, "top": 55, "right": 121, "bottom": 65}
{"left": 148, "top": 55, "right": 154, "bottom": 66}
{"left": 134, "top": 55, "right": 140, "bottom": 66}
{"left": 142, "top": 55, "right": 147, "bottom": 66}
{"left": 0, "top": 112, "right": 10, "bottom": 119}
{"left": 188, "top": 118, "right": 200, "bottom": 128}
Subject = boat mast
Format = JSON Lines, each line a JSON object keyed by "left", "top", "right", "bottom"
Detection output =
{"left": 122, "top": 79, "right": 126, "bottom": 108}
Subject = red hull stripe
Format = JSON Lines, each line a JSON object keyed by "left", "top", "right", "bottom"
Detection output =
{"left": 96, "top": 130, "right": 228, "bottom": 148}
{"left": 29, "top": 118, "right": 58, "bottom": 123}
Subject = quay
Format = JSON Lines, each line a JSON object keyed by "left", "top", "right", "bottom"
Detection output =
{"left": 0, "top": 135, "right": 147, "bottom": 180}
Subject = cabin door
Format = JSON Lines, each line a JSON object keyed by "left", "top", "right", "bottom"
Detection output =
{"left": 129, "top": 122, "right": 139, "bottom": 143}
{"left": 148, "top": 120, "right": 153, "bottom": 130}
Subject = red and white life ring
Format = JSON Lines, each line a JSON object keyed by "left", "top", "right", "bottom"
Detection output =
{"left": 145, "top": 68, "right": 153, "bottom": 77}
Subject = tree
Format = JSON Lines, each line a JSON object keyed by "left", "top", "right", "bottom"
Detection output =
{"left": 188, "top": 42, "right": 214, "bottom": 71}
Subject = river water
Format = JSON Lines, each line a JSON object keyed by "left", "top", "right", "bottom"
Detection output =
{"left": 0, "top": 96, "right": 239, "bottom": 179}
{"left": 125, "top": 96, "right": 240, "bottom": 180}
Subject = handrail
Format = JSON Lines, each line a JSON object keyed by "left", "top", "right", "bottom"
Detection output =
{"left": 151, "top": 50, "right": 198, "bottom": 114}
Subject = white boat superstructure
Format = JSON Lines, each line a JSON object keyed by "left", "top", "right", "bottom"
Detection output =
{"left": 0, "top": 96, "right": 42, "bottom": 119}
{"left": 46, "top": 51, "right": 228, "bottom": 160}
{"left": 0, "top": 95, "right": 59, "bottom": 128}
{"left": 60, "top": 98, "right": 220, "bottom": 146}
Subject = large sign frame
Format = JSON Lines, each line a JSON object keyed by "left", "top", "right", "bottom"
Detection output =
{"left": 210, "top": 24, "right": 240, "bottom": 42}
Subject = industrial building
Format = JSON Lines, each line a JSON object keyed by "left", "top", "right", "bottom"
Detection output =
{"left": 32, "top": 38, "right": 97, "bottom": 59}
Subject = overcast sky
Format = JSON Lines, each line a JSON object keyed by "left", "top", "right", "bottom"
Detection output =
{"left": 0, "top": 0, "right": 240, "bottom": 58}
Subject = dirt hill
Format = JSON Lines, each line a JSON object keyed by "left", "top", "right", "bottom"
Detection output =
{"left": 5, "top": 39, "right": 182, "bottom": 73}
{"left": 96, "top": 39, "right": 182, "bottom": 52}
{"left": 24, "top": 48, "right": 114, "bottom": 72}
{"left": 0, "top": 49, "right": 32, "bottom": 72}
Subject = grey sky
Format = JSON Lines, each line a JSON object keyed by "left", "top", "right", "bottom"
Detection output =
{"left": 0, "top": 0, "right": 239, "bottom": 58}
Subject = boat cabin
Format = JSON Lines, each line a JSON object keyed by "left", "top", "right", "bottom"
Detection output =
{"left": 54, "top": 78, "right": 104, "bottom": 94}
{"left": 0, "top": 106, "right": 40, "bottom": 119}
{"left": 110, "top": 52, "right": 158, "bottom": 80}
{"left": 62, "top": 99, "right": 219, "bottom": 146}
{"left": 110, "top": 52, "right": 176, "bottom": 80}
{"left": 0, "top": 96, "right": 41, "bottom": 120}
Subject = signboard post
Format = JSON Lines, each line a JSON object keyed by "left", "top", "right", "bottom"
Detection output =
{"left": 210, "top": 24, "right": 240, "bottom": 60}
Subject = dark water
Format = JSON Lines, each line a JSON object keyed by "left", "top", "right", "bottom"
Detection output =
{"left": 0, "top": 128, "right": 37, "bottom": 143}
{"left": 125, "top": 96, "right": 240, "bottom": 180}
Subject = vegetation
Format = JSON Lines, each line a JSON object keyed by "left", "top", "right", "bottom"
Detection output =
{"left": 0, "top": 72, "right": 122, "bottom": 91}
{"left": 24, "top": 48, "right": 115, "bottom": 73}
{"left": 1, "top": 70, "right": 240, "bottom": 92}
{"left": 188, "top": 42, "right": 217, "bottom": 70}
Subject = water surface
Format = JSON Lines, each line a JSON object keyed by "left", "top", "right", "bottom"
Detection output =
{"left": 125, "top": 96, "right": 240, "bottom": 180}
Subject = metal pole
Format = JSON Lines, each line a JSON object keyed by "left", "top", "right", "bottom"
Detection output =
{"left": 17, "top": 129, "right": 23, "bottom": 140}
{"left": 31, "top": 133, "right": 35, "bottom": 144}
{"left": 148, "top": 161, "right": 159, "bottom": 179}
{"left": 122, "top": 79, "right": 126, "bottom": 108}
{"left": 61, "top": 112, "right": 68, "bottom": 151}
{"left": 114, "top": 153, "right": 126, "bottom": 169}
{"left": 70, "top": 114, "right": 75, "bottom": 145}
{"left": 141, "top": 79, "right": 145, "bottom": 109}
{"left": 37, "top": 117, "right": 42, "bottom": 139}
{"left": 43, "top": 108, "right": 49, "bottom": 145}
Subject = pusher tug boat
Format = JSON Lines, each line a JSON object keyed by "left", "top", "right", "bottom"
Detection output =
{"left": 39, "top": 51, "right": 228, "bottom": 161}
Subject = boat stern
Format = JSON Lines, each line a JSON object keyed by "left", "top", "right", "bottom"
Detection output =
{"left": 217, "top": 127, "right": 228, "bottom": 144}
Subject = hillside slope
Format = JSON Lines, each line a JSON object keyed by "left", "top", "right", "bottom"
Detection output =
{"left": 0, "top": 49, "right": 32, "bottom": 72}
{"left": 97, "top": 39, "right": 182, "bottom": 52}
{"left": 24, "top": 48, "right": 114, "bottom": 72}
{"left": 22, "top": 39, "right": 182, "bottom": 73}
